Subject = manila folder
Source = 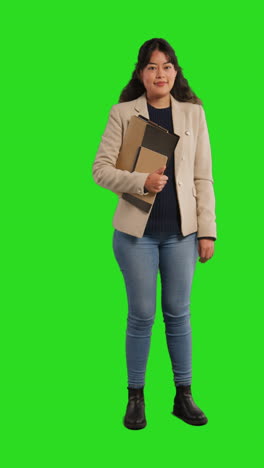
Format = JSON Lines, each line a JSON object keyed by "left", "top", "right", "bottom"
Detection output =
{"left": 122, "top": 146, "right": 168, "bottom": 213}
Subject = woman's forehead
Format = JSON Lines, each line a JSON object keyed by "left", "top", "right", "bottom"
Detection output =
{"left": 147, "top": 50, "right": 171, "bottom": 63}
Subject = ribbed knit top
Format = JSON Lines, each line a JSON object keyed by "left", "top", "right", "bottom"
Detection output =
{"left": 143, "top": 103, "right": 181, "bottom": 235}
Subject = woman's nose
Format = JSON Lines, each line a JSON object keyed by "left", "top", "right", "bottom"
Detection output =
{"left": 156, "top": 68, "right": 165, "bottom": 78}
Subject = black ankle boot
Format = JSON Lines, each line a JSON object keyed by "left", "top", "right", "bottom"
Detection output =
{"left": 123, "top": 387, "right": 147, "bottom": 430}
{"left": 172, "top": 384, "right": 208, "bottom": 426}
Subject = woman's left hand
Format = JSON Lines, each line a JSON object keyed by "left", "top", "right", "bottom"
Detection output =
{"left": 198, "top": 239, "right": 214, "bottom": 263}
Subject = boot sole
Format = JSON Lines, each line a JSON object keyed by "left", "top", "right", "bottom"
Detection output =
{"left": 172, "top": 410, "right": 208, "bottom": 426}
{"left": 123, "top": 418, "right": 147, "bottom": 430}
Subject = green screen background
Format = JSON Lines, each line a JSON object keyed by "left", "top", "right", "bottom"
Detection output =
{"left": 2, "top": 1, "right": 263, "bottom": 466}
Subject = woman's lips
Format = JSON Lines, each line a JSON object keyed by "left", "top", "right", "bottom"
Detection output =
{"left": 155, "top": 82, "right": 167, "bottom": 86}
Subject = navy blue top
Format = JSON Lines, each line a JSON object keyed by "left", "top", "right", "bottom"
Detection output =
{"left": 143, "top": 103, "right": 215, "bottom": 241}
{"left": 144, "top": 103, "right": 181, "bottom": 234}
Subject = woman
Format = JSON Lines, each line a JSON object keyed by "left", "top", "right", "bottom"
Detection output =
{"left": 92, "top": 38, "right": 216, "bottom": 430}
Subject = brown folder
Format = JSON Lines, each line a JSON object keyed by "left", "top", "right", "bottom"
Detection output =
{"left": 122, "top": 146, "right": 168, "bottom": 213}
{"left": 116, "top": 115, "right": 179, "bottom": 172}
{"left": 116, "top": 115, "right": 180, "bottom": 212}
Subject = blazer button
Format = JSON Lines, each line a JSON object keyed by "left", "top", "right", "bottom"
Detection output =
{"left": 185, "top": 130, "right": 190, "bottom": 135}
{"left": 178, "top": 181, "right": 183, "bottom": 186}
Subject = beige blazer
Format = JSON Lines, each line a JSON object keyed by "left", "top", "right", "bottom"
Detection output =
{"left": 92, "top": 92, "right": 217, "bottom": 239}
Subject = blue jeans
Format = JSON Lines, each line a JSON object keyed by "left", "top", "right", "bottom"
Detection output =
{"left": 113, "top": 229, "right": 199, "bottom": 389}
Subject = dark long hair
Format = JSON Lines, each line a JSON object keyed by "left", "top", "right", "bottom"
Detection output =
{"left": 118, "top": 38, "right": 202, "bottom": 105}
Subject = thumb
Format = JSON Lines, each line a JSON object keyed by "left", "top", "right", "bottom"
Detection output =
{"left": 155, "top": 166, "right": 166, "bottom": 175}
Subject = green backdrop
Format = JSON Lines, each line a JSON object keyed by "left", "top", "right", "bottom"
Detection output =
{"left": 2, "top": 0, "right": 263, "bottom": 466}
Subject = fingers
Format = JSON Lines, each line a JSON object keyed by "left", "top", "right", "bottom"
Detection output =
{"left": 198, "top": 251, "right": 214, "bottom": 263}
{"left": 198, "top": 240, "right": 214, "bottom": 263}
{"left": 145, "top": 172, "right": 168, "bottom": 193}
{"left": 154, "top": 176, "right": 168, "bottom": 192}
{"left": 158, "top": 175, "right": 168, "bottom": 189}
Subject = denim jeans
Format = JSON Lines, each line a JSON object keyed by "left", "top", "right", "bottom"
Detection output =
{"left": 113, "top": 229, "right": 199, "bottom": 389}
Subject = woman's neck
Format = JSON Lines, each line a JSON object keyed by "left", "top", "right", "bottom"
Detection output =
{"left": 146, "top": 93, "right": 171, "bottom": 109}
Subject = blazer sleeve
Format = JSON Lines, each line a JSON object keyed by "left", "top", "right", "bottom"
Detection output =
{"left": 194, "top": 106, "right": 217, "bottom": 239}
{"left": 92, "top": 105, "right": 150, "bottom": 195}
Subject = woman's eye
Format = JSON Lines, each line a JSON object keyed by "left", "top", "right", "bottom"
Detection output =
{"left": 148, "top": 65, "right": 172, "bottom": 70}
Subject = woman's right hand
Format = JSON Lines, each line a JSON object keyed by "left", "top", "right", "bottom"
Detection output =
{"left": 144, "top": 166, "right": 168, "bottom": 193}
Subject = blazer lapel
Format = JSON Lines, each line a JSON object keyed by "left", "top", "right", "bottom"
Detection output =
{"left": 134, "top": 92, "right": 149, "bottom": 119}
{"left": 134, "top": 92, "right": 185, "bottom": 174}
{"left": 170, "top": 94, "right": 185, "bottom": 174}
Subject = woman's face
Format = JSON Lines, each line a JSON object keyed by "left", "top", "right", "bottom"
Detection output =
{"left": 139, "top": 49, "right": 177, "bottom": 102}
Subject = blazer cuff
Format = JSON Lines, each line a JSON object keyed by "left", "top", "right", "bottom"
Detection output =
{"left": 134, "top": 173, "right": 150, "bottom": 196}
{"left": 197, "top": 237, "right": 216, "bottom": 241}
{"left": 143, "top": 186, "right": 149, "bottom": 196}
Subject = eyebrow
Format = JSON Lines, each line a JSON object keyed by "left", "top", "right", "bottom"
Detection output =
{"left": 147, "top": 61, "right": 171, "bottom": 65}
